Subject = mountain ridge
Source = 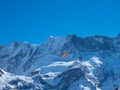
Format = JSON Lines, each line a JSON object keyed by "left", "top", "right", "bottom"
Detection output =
{"left": 0, "top": 34, "right": 120, "bottom": 90}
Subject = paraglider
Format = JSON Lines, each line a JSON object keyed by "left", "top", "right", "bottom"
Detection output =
{"left": 61, "top": 53, "right": 68, "bottom": 59}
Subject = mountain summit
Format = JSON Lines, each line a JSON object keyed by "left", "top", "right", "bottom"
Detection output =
{"left": 0, "top": 34, "right": 120, "bottom": 90}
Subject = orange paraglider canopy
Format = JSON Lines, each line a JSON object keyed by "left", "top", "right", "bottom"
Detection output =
{"left": 61, "top": 53, "right": 68, "bottom": 59}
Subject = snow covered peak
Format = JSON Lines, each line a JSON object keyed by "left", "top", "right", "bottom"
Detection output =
{"left": 10, "top": 41, "right": 20, "bottom": 47}
{"left": 0, "top": 34, "right": 119, "bottom": 73}
{"left": 0, "top": 69, "right": 43, "bottom": 90}
{"left": 66, "top": 34, "right": 78, "bottom": 39}
{"left": 116, "top": 33, "right": 120, "bottom": 38}
{"left": 0, "top": 34, "right": 120, "bottom": 90}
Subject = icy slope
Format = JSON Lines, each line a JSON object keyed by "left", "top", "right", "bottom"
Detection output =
{"left": 0, "top": 69, "right": 43, "bottom": 90}
{"left": 0, "top": 58, "right": 103, "bottom": 90}
{"left": 0, "top": 55, "right": 120, "bottom": 90}
{"left": 37, "top": 55, "right": 120, "bottom": 90}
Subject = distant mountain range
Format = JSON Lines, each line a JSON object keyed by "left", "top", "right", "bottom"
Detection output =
{"left": 0, "top": 34, "right": 120, "bottom": 90}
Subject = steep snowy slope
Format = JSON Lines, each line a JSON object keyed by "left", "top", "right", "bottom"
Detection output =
{"left": 0, "top": 34, "right": 120, "bottom": 90}
{"left": 1, "top": 55, "right": 120, "bottom": 90}
{"left": 0, "top": 69, "right": 43, "bottom": 90}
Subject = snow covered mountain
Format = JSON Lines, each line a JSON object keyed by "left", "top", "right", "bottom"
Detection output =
{"left": 0, "top": 34, "right": 120, "bottom": 90}
{"left": 0, "top": 68, "right": 43, "bottom": 90}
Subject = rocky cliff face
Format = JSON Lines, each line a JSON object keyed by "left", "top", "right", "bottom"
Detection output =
{"left": 0, "top": 34, "right": 120, "bottom": 90}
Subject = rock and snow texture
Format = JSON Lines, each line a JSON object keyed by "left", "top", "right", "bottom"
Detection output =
{"left": 0, "top": 69, "right": 43, "bottom": 90}
{"left": 0, "top": 34, "right": 120, "bottom": 90}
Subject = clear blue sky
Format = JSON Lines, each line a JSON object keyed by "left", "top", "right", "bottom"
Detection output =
{"left": 0, "top": 0, "right": 120, "bottom": 44}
